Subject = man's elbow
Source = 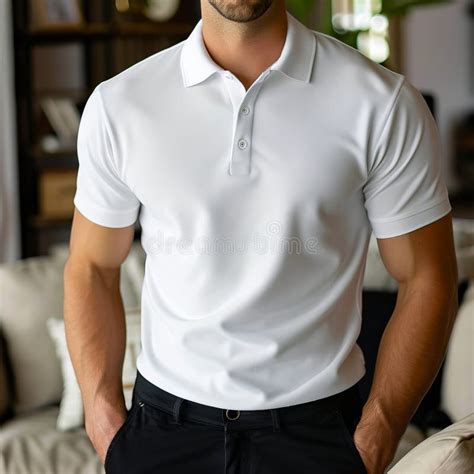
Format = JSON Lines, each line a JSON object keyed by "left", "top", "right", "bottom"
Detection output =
{"left": 64, "top": 254, "right": 120, "bottom": 293}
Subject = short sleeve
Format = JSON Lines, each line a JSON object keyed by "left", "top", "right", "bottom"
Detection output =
{"left": 363, "top": 77, "right": 452, "bottom": 239}
{"left": 73, "top": 86, "right": 140, "bottom": 228}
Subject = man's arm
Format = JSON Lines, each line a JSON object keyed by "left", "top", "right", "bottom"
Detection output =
{"left": 63, "top": 207, "right": 136, "bottom": 465}
{"left": 354, "top": 212, "right": 459, "bottom": 474}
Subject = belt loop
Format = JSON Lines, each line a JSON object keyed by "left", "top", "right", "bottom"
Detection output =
{"left": 270, "top": 409, "right": 281, "bottom": 432}
{"left": 173, "top": 397, "right": 183, "bottom": 425}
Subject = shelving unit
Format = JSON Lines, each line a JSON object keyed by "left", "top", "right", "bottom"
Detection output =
{"left": 12, "top": 0, "right": 200, "bottom": 257}
{"left": 17, "top": 21, "right": 196, "bottom": 44}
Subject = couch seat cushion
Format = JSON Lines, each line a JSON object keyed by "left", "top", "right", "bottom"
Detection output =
{"left": 388, "top": 413, "right": 474, "bottom": 473}
{"left": 0, "top": 405, "right": 104, "bottom": 474}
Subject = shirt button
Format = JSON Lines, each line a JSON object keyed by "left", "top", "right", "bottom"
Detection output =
{"left": 241, "top": 106, "right": 250, "bottom": 115}
{"left": 238, "top": 139, "right": 248, "bottom": 150}
{"left": 225, "top": 74, "right": 234, "bottom": 80}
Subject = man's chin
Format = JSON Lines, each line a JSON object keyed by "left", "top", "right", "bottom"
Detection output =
{"left": 207, "top": 0, "right": 274, "bottom": 23}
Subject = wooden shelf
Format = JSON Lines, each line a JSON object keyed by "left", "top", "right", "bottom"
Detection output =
{"left": 30, "top": 215, "right": 73, "bottom": 229}
{"left": 13, "top": 0, "right": 199, "bottom": 257}
{"left": 29, "top": 215, "right": 144, "bottom": 235}
{"left": 17, "top": 21, "right": 195, "bottom": 44}
{"left": 32, "top": 147, "right": 78, "bottom": 169}
{"left": 33, "top": 87, "right": 91, "bottom": 100}
{"left": 117, "top": 22, "right": 194, "bottom": 37}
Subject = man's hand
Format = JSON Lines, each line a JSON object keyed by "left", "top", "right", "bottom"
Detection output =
{"left": 85, "top": 397, "right": 128, "bottom": 466}
{"left": 352, "top": 397, "right": 403, "bottom": 474}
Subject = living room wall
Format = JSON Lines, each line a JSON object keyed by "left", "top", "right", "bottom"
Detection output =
{"left": 402, "top": 0, "right": 474, "bottom": 192}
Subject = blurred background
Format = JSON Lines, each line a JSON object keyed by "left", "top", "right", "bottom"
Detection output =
{"left": 0, "top": 0, "right": 472, "bottom": 261}
{"left": 0, "top": 2, "right": 473, "bottom": 474}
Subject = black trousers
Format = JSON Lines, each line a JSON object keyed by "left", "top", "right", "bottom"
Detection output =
{"left": 104, "top": 370, "right": 368, "bottom": 474}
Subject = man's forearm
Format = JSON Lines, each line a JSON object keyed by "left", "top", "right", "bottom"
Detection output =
{"left": 357, "top": 276, "right": 458, "bottom": 469}
{"left": 63, "top": 257, "right": 127, "bottom": 428}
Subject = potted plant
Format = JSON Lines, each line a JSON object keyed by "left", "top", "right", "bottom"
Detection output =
{"left": 286, "top": 0, "right": 453, "bottom": 67}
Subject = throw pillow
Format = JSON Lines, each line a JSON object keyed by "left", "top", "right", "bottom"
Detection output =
{"left": 46, "top": 307, "right": 141, "bottom": 431}
{"left": 441, "top": 278, "right": 474, "bottom": 422}
{"left": 0, "top": 255, "right": 66, "bottom": 414}
{"left": 388, "top": 413, "right": 474, "bottom": 473}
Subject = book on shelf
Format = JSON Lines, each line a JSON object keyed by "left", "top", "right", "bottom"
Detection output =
{"left": 40, "top": 97, "right": 80, "bottom": 150}
{"left": 30, "top": 0, "right": 84, "bottom": 29}
{"left": 39, "top": 169, "right": 77, "bottom": 218}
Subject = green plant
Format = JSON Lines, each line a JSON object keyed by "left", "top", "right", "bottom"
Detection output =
{"left": 285, "top": 0, "right": 316, "bottom": 22}
{"left": 286, "top": 0, "right": 453, "bottom": 32}
{"left": 285, "top": 0, "right": 453, "bottom": 63}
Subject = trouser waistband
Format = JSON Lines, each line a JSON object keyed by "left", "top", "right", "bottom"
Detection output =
{"left": 133, "top": 370, "right": 362, "bottom": 433}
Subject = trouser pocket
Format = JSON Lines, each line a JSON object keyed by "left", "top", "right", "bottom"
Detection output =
{"left": 334, "top": 406, "right": 368, "bottom": 473}
{"left": 104, "top": 400, "right": 141, "bottom": 473}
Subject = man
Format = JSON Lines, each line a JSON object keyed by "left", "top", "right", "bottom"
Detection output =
{"left": 64, "top": 1, "right": 459, "bottom": 473}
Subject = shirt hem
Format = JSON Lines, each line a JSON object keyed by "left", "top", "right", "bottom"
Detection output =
{"left": 135, "top": 357, "right": 366, "bottom": 411}
{"left": 370, "top": 197, "right": 452, "bottom": 239}
{"left": 73, "top": 194, "right": 139, "bottom": 228}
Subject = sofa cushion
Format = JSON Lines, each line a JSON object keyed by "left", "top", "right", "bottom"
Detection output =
{"left": 386, "top": 423, "right": 427, "bottom": 469}
{"left": 388, "top": 413, "right": 474, "bottom": 473}
{"left": 452, "top": 218, "right": 474, "bottom": 281}
{"left": 441, "top": 278, "right": 474, "bottom": 422}
{"left": 0, "top": 405, "right": 104, "bottom": 474}
{"left": 46, "top": 308, "right": 141, "bottom": 431}
{"left": 0, "top": 328, "right": 12, "bottom": 422}
{"left": 0, "top": 243, "right": 144, "bottom": 416}
{"left": 0, "top": 255, "right": 66, "bottom": 414}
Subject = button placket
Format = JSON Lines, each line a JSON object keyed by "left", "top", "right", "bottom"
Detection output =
{"left": 229, "top": 80, "right": 268, "bottom": 176}
{"left": 230, "top": 124, "right": 252, "bottom": 176}
{"left": 220, "top": 69, "right": 271, "bottom": 176}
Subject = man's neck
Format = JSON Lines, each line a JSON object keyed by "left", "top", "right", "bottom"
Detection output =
{"left": 200, "top": 2, "right": 288, "bottom": 90}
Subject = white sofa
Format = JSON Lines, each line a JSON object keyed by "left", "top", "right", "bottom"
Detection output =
{"left": 1, "top": 218, "right": 473, "bottom": 474}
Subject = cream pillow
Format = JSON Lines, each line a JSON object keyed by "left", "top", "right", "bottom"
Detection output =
{"left": 388, "top": 413, "right": 474, "bottom": 473}
{"left": 46, "top": 308, "right": 141, "bottom": 431}
{"left": 441, "top": 278, "right": 474, "bottom": 422}
{"left": 0, "top": 256, "right": 66, "bottom": 414}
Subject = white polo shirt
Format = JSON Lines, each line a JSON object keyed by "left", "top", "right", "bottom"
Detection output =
{"left": 73, "top": 11, "right": 452, "bottom": 410}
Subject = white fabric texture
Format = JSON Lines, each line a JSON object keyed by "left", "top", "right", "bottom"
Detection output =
{"left": 74, "top": 87, "right": 141, "bottom": 228}
{"left": 46, "top": 309, "right": 141, "bottom": 431}
{"left": 0, "top": 0, "right": 20, "bottom": 263}
{"left": 361, "top": 75, "right": 451, "bottom": 239}
{"left": 388, "top": 413, "right": 474, "bottom": 473}
{"left": 73, "top": 11, "right": 452, "bottom": 410}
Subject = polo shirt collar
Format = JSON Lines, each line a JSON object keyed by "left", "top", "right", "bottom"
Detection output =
{"left": 180, "top": 10, "right": 317, "bottom": 87}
